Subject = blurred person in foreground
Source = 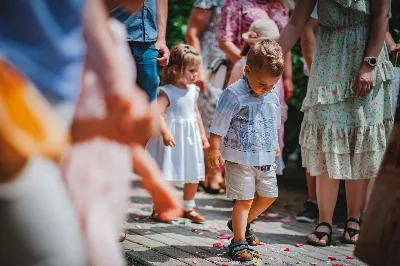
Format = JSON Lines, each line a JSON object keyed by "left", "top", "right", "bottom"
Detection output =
{"left": 0, "top": 0, "right": 180, "bottom": 265}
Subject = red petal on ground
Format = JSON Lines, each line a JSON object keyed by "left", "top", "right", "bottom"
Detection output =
{"left": 213, "top": 242, "right": 223, "bottom": 247}
{"left": 328, "top": 256, "right": 337, "bottom": 261}
{"left": 191, "top": 228, "right": 196, "bottom": 232}
{"left": 259, "top": 242, "right": 267, "bottom": 246}
{"left": 294, "top": 243, "right": 304, "bottom": 247}
{"left": 346, "top": 256, "right": 354, "bottom": 260}
{"left": 284, "top": 248, "right": 290, "bottom": 251}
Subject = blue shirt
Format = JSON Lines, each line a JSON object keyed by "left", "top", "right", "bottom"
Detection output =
{"left": 0, "top": 0, "right": 86, "bottom": 103}
{"left": 210, "top": 79, "right": 281, "bottom": 166}
{"left": 112, "top": 0, "right": 158, "bottom": 42}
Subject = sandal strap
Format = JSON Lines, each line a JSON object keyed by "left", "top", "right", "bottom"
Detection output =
{"left": 246, "top": 234, "right": 257, "bottom": 242}
{"left": 345, "top": 228, "right": 360, "bottom": 238}
{"left": 246, "top": 228, "right": 254, "bottom": 235}
{"left": 314, "top": 222, "right": 333, "bottom": 234}
{"left": 230, "top": 241, "right": 249, "bottom": 254}
{"left": 347, "top": 217, "right": 361, "bottom": 225}
{"left": 313, "top": 231, "right": 331, "bottom": 241}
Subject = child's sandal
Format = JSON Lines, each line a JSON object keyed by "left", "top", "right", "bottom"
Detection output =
{"left": 341, "top": 217, "right": 361, "bottom": 244}
{"left": 227, "top": 220, "right": 260, "bottom": 246}
{"left": 307, "top": 222, "right": 333, "bottom": 247}
{"left": 228, "top": 239, "right": 254, "bottom": 262}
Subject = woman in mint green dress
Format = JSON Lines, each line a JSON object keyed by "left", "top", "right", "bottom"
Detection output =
{"left": 279, "top": 0, "right": 393, "bottom": 246}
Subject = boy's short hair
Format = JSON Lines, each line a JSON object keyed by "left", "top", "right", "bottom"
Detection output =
{"left": 247, "top": 39, "right": 284, "bottom": 77}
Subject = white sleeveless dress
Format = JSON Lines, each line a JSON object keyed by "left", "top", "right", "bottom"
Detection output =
{"left": 147, "top": 84, "right": 205, "bottom": 184}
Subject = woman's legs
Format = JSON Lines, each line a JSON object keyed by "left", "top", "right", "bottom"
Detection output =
{"left": 344, "top": 179, "right": 369, "bottom": 242}
{"left": 309, "top": 173, "right": 340, "bottom": 244}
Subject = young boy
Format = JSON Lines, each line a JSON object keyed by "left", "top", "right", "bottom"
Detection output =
{"left": 208, "top": 39, "right": 283, "bottom": 262}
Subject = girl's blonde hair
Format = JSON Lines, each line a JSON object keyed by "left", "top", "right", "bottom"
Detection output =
{"left": 161, "top": 44, "right": 201, "bottom": 85}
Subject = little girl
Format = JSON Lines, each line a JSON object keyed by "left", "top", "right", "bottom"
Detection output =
{"left": 147, "top": 44, "right": 209, "bottom": 223}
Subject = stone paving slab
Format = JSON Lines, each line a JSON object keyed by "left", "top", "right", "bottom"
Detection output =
{"left": 123, "top": 177, "right": 366, "bottom": 266}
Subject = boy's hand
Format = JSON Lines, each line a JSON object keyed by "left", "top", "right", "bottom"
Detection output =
{"left": 275, "top": 142, "right": 281, "bottom": 160}
{"left": 202, "top": 137, "right": 210, "bottom": 149}
{"left": 208, "top": 149, "right": 223, "bottom": 168}
{"left": 162, "top": 131, "right": 176, "bottom": 147}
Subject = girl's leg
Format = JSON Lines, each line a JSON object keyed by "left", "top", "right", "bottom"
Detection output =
{"left": 232, "top": 199, "right": 254, "bottom": 241}
{"left": 183, "top": 183, "right": 206, "bottom": 223}
{"left": 309, "top": 174, "right": 340, "bottom": 245}
{"left": 344, "top": 179, "right": 369, "bottom": 242}
{"left": 247, "top": 195, "right": 276, "bottom": 224}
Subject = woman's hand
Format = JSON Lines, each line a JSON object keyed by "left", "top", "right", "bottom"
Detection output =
{"left": 208, "top": 149, "right": 223, "bottom": 168}
{"left": 202, "top": 137, "right": 210, "bottom": 149}
{"left": 389, "top": 43, "right": 400, "bottom": 53}
{"left": 162, "top": 131, "right": 176, "bottom": 147}
{"left": 283, "top": 78, "right": 294, "bottom": 100}
{"left": 354, "top": 63, "right": 375, "bottom": 97}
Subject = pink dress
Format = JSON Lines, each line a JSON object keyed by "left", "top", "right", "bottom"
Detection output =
{"left": 62, "top": 19, "right": 135, "bottom": 266}
{"left": 215, "top": 0, "right": 289, "bottom": 49}
{"left": 216, "top": 0, "right": 289, "bottom": 131}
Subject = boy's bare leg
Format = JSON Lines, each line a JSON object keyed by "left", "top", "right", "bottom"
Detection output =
{"left": 232, "top": 199, "right": 253, "bottom": 241}
{"left": 246, "top": 195, "right": 276, "bottom": 224}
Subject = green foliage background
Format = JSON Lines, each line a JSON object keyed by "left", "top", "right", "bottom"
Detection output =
{"left": 166, "top": 0, "right": 400, "bottom": 159}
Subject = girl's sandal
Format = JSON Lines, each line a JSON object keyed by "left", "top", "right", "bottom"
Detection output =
{"left": 307, "top": 222, "right": 333, "bottom": 247}
{"left": 227, "top": 220, "right": 260, "bottom": 246}
{"left": 341, "top": 217, "right": 361, "bottom": 244}
{"left": 228, "top": 239, "right": 255, "bottom": 262}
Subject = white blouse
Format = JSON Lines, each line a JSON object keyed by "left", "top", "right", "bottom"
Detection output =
{"left": 210, "top": 78, "right": 281, "bottom": 166}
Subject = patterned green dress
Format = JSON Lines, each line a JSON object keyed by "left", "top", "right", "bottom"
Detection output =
{"left": 300, "top": 0, "right": 394, "bottom": 180}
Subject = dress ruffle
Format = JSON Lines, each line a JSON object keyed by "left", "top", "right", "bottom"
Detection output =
{"left": 300, "top": 119, "right": 393, "bottom": 154}
{"left": 301, "top": 148, "right": 385, "bottom": 180}
{"left": 302, "top": 60, "right": 394, "bottom": 111}
{"left": 335, "top": 0, "right": 370, "bottom": 14}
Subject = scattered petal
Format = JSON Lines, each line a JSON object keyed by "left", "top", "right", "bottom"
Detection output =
{"left": 284, "top": 248, "right": 290, "bottom": 252}
{"left": 328, "top": 256, "right": 337, "bottom": 261}
{"left": 213, "top": 242, "right": 223, "bottom": 247}
{"left": 217, "top": 234, "right": 232, "bottom": 240}
{"left": 294, "top": 243, "right": 304, "bottom": 247}
{"left": 259, "top": 242, "right": 267, "bottom": 246}
{"left": 346, "top": 256, "right": 353, "bottom": 260}
{"left": 265, "top": 212, "right": 280, "bottom": 218}
{"left": 281, "top": 216, "right": 292, "bottom": 223}
{"left": 135, "top": 225, "right": 142, "bottom": 228}
{"left": 191, "top": 228, "right": 196, "bottom": 232}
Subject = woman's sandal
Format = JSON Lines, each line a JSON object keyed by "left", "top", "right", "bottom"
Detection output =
{"left": 227, "top": 220, "right": 260, "bottom": 246}
{"left": 307, "top": 222, "right": 333, "bottom": 247}
{"left": 199, "top": 180, "right": 225, "bottom": 195}
{"left": 228, "top": 239, "right": 256, "bottom": 262}
{"left": 341, "top": 217, "right": 361, "bottom": 244}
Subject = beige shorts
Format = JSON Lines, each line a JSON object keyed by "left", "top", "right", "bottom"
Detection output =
{"left": 225, "top": 161, "right": 278, "bottom": 200}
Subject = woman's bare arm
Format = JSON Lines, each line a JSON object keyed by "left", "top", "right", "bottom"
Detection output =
{"left": 219, "top": 41, "right": 242, "bottom": 62}
{"left": 278, "top": 0, "right": 317, "bottom": 54}
{"left": 185, "top": 8, "right": 214, "bottom": 92}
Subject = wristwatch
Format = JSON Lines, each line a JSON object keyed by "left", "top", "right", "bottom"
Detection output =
{"left": 363, "top": 57, "right": 378, "bottom": 67}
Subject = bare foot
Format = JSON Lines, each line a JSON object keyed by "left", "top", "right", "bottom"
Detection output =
{"left": 143, "top": 176, "right": 182, "bottom": 221}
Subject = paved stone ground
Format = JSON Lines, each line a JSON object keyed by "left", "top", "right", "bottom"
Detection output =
{"left": 122, "top": 178, "right": 366, "bottom": 266}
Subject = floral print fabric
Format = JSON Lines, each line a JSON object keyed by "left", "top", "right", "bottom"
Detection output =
{"left": 215, "top": 0, "right": 289, "bottom": 49}
{"left": 300, "top": 0, "right": 394, "bottom": 180}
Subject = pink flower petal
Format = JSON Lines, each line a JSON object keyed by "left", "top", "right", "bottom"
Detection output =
{"left": 294, "top": 243, "right": 304, "bottom": 247}
{"left": 284, "top": 248, "right": 290, "bottom": 252}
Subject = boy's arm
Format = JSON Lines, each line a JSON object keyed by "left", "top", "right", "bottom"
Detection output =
{"left": 208, "top": 133, "right": 223, "bottom": 168}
